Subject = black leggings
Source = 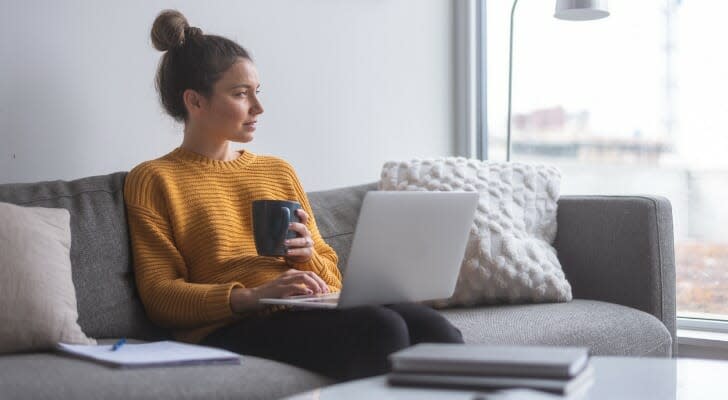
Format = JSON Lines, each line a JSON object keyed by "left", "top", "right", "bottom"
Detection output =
{"left": 201, "top": 303, "right": 463, "bottom": 380}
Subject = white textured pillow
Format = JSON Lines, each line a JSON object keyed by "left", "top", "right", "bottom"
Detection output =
{"left": 0, "top": 202, "right": 95, "bottom": 353}
{"left": 379, "top": 158, "right": 572, "bottom": 306}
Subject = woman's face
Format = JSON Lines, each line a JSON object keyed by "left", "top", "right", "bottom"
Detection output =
{"left": 196, "top": 58, "right": 264, "bottom": 143}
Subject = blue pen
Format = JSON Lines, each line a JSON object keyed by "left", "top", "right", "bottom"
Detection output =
{"left": 111, "top": 338, "right": 126, "bottom": 351}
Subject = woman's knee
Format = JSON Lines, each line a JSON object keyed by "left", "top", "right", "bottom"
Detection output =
{"left": 328, "top": 306, "right": 411, "bottom": 380}
{"left": 345, "top": 305, "right": 410, "bottom": 350}
{"left": 387, "top": 303, "right": 464, "bottom": 344}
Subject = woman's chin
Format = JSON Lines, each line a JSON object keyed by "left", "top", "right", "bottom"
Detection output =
{"left": 230, "top": 132, "right": 254, "bottom": 143}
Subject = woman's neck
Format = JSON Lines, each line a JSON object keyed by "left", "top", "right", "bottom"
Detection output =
{"left": 180, "top": 129, "right": 240, "bottom": 161}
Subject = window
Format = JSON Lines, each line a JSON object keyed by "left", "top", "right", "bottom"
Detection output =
{"left": 486, "top": 0, "right": 728, "bottom": 320}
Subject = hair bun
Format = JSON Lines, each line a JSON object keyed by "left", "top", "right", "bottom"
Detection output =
{"left": 184, "top": 26, "right": 203, "bottom": 39}
{"left": 151, "top": 9, "right": 194, "bottom": 51}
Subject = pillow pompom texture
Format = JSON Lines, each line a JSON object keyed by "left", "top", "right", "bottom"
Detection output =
{"left": 379, "top": 158, "right": 572, "bottom": 306}
{"left": 0, "top": 202, "right": 95, "bottom": 353}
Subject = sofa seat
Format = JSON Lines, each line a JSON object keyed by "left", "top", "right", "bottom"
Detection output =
{"left": 0, "top": 351, "right": 332, "bottom": 400}
{"left": 440, "top": 299, "right": 672, "bottom": 357}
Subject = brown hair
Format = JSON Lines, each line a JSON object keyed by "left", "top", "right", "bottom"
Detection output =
{"left": 151, "top": 10, "right": 251, "bottom": 122}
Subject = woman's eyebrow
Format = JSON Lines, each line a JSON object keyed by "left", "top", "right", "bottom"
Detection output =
{"left": 228, "top": 83, "right": 261, "bottom": 90}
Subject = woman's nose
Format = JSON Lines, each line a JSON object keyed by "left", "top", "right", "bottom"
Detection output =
{"left": 252, "top": 99, "right": 264, "bottom": 115}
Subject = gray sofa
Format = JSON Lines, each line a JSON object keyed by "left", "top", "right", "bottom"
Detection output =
{"left": 0, "top": 172, "right": 675, "bottom": 400}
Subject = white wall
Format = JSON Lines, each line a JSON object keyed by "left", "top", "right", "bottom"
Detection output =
{"left": 0, "top": 0, "right": 455, "bottom": 191}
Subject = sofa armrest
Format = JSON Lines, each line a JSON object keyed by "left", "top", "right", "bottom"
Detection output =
{"left": 554, "top": 195, "right": 676, "bottom": 355}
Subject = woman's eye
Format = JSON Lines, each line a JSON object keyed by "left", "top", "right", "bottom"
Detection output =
{"left": 234, "top": 90, "right": 260, "bottom": 97}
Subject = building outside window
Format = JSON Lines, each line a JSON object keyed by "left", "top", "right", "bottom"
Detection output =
{"left": 486, "top": 0, "right": 728, "bottom": 320}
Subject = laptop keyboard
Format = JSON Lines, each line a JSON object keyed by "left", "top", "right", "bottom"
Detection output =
{"left": 305, "top": 296, "right": 340, "bottom": 304}
{"left": 288, "top": 292, "right": 340, "bottom": 303}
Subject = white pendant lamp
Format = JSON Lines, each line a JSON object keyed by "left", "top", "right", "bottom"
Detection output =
{"left": 555, "top": 0, "right": 610, "bottom": 21}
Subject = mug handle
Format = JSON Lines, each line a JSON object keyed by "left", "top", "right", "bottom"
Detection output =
{"left": 277, "top": 207, "right": 291, "bottom": 246}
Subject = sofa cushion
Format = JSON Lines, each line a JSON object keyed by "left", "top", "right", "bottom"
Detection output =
{"left": 308, "top": 182, "right": 378, "bottom": 273}
{"left": 440, "top": 299, "right": 672, "bottom": 357}
{"left": 0, "top": 173, "right": 167, "bottom": 341}
{"left": 0, "top": 202, "right": 95, "bottom": 352}
{"left": 380, "top": 158, "right": 572, "bottom": 306}
{"left": 0, "top": 350, "right": 332, "bottom": 400}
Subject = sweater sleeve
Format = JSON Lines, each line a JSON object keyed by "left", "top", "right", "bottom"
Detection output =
{"left": 124, "top": 169, "right": 242, "bottom": 329}
{"left": 284, "top": 164, "right": 343, "bottom": 291}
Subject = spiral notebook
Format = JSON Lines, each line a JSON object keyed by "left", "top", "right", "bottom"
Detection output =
{"left": 56, "top": 341, "right": 241, "bottom": 368}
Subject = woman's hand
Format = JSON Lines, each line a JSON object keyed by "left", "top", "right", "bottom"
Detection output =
{"left": 284, "top": 209, "right": 315, "bottom": 265}
{"left": 257, "top": 268, "right": 329, "bottom": 298}
{"left": 230, "top": 269, "right": 330, "bottom": 313}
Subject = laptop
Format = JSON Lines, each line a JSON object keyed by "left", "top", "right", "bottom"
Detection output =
{"left": 258, "top": 190, "right": 478, "bottom": 309}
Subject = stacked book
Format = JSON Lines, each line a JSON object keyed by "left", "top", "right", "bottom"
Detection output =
{"left": 387, "top": 343, "right": 593, "bottom": 396}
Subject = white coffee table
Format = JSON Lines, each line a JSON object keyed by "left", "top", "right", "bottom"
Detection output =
{"left": 284, "top": 356, "right": 728, "bottom": 399}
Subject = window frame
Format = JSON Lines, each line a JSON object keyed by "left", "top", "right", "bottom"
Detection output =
{"left": 679, "top": 317, "right": 728, "bottom": 334}
{"left": 454, "top": 0, "right": 487, "bottom": 160}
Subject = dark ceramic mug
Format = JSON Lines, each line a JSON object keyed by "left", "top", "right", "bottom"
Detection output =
{"left": 252, "top": 199, "right": 302, "bottom": 256}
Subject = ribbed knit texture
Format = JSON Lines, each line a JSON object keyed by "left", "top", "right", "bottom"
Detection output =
{"left": 124, "top": 147, "right": 342, "bottom": 343}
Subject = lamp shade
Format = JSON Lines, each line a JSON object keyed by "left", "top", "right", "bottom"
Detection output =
{"left": 554, "top": 0, "right": 609, "bottom": 21}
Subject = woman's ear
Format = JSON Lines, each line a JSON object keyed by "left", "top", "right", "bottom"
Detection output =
{"left": 183, "top": 89, "right": 206, "bottom": 117}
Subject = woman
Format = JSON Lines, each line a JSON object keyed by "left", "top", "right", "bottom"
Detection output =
{"left": 124, "top": 9, "right": 463, "bottom": 381}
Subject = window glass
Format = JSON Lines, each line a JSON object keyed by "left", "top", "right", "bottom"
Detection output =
{"left": 487, "top": 0, "right": 728, "bottom": 319}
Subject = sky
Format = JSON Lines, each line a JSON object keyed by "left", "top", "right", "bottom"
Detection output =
{"left": 486, "top": 0, "right": 728, "bottom": 168}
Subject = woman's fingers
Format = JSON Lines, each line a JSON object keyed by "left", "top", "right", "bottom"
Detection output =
{"left": 304, "top": 270, "right": 329, "bottom": 294}
{"left": 279, "top": 270, "right": 328, "bottom": 294}
{"left": 296, "top": 209, "right": 309, "bottom": 224}
{"left": 279, "top": 270, "right": 323, "bottom": 293}
{"left": 287, "top": 222, "right": 310, "bottom": 239}
{"left": 280, "top": 284, "right": 313, "bottom": 297}
{"left": 285, "top": 246, "right": 313, "bottom": 262}
{"left": 258, "top": 270, "right": 329, "bottom": 299}
{"left": 298, "top": 273, "right": 325, "bottom": 294}
{"left": 286, "top": 219, "right": 313, "bottom": 264}
{"left": 285, "top": 236, "right": 313, "bottom": 249}
{"left": 285, "top": 233, "right": 314, "bottom": 264}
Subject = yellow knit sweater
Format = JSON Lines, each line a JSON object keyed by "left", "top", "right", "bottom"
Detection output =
{"left": 123, "top": 147, "right": 342, "bottom": 343}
